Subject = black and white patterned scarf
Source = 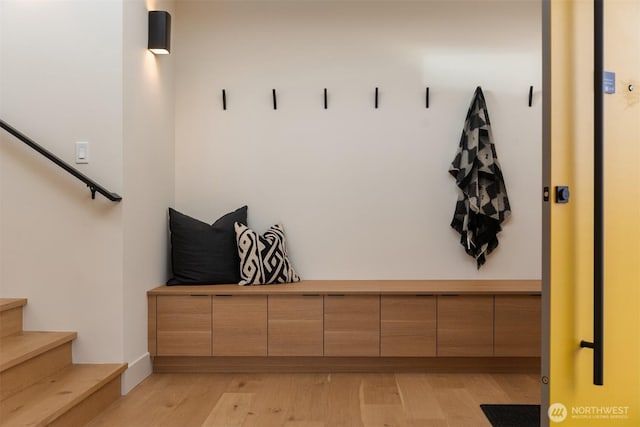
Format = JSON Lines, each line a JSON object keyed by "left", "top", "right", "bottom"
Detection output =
{"left": 449, "top": 87, "right": 511, "bottom": 268}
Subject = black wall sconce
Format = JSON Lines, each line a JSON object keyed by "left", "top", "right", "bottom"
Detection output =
{"left": 148, "top": 11, "right": 171, "bottom": 55}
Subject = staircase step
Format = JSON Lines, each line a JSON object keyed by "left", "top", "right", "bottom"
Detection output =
{"left": 0, "top": 363, "right": 127, "bottom": 427}
{"left": 0, "top": 331, "right": 76, "bottom": 400}
{"left": 0, "top": 331, "right": 76, "bottom": 372}
{"left": 0, "top": 298, "right": 27, "bottom": 338}
{"left": 0, "top": 299, "right": 27, "bottom": 313}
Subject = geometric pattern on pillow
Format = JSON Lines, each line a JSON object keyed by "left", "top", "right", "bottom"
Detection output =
{"left": 234, "top": 222, "right": 300, "bottom": 286}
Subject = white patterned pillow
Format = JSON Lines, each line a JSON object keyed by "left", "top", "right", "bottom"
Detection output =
{"left": 234, "top": 222, "right": 301, "bottom": 285}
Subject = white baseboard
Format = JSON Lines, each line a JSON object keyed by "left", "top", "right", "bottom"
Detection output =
{"left": 121, "top": 352, "right": 152, "bottom": 395}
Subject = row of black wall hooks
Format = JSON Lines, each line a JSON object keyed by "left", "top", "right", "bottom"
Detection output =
{"left": 219, "top": 86, "right": 536, "bottom": 110}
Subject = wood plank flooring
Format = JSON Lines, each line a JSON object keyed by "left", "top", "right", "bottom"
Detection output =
{"left": 87, "top": 372, "right": 540, "bottom": 427}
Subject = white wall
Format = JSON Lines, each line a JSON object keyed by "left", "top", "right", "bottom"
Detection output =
{"left": 122, "top": 0, "right": 175, "bottom": 393}
{"left": 0, "top": 153, "right": 2, "bottom": 296}
{"left": 0, "top": 1, "right": 4, "bottom": 293}
{"left": 174, "top": 1, "right": 542, "bottom": 280}
{"left": 1, "top": 1, "right": 175, "bottom": 395}
{"left": 0, "top": 0, "right": 125, "bottom": 362}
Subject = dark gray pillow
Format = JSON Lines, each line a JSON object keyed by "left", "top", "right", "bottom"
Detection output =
{"left": 168, "top": 206, "right": 247, "bottom": 285}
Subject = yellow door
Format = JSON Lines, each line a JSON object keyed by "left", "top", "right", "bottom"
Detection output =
{"left": 544, "top": 0, "right": 640, "bottom": 426}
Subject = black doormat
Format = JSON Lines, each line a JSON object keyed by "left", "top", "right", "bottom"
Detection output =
{"left": 480, "top": 404, "right": 540, "bottom": 427}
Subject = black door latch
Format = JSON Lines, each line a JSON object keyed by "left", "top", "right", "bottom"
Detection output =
{"left": 556, "top": 186, "right": 570, "bottom": 203}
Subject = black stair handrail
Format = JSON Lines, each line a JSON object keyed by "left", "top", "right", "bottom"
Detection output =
{"left": 0, "top": 119, "right": 122, "bottom": 202}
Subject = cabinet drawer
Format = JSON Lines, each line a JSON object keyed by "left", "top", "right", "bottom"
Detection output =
{"left": 437, "top": 295, "right": 493, "bottom": 357}
{"left": 213, "top": 295, "right": 267, "bottom": 356}
{"left": 156, "top": 295, "right": 212, "bottom": 356}
{"left": 268, "top": 295, "right": 323, "bottom": 356}
{"left": 495, "top": 295, "right": 541, "bottom": 357}
{"left": 381, "top": 295, "right": 436, "bottom": 357}
{"left": 324, "top": 295, "right": 380, "bottom": 356}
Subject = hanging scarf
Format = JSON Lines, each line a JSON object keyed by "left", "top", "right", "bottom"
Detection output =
{"left": 449, "top": 87, "right": 511, "bottom": 268}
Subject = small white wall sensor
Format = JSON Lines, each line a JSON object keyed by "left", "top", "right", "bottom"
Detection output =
{"left": 75, "top": 141, "right": 89, "bottom": 164}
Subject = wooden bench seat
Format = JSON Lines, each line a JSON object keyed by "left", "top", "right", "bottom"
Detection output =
{"left": 147, "top": 279, "right": 541, "bottom": 296}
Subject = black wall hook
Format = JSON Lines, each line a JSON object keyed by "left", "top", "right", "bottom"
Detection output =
{"left": 222, "top": 89, "right": 227, "bottom": 110}
{"left": 528, "top": 86, "right": 534, "bottom": 107}
{"left": 426, "top": 87, "right": 430, "bottom": 109}
{"left": 324, "top": 88, "right": 328, "bottom": 109}
{"left": 375, "top": 87, "right": 379, "bottom": 109}
{"left": 272, "top": 89, "right": 277, "bottom": 110}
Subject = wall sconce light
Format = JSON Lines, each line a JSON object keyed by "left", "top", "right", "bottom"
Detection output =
{"left": 148, "top": 11, "right": 171, "bottom": 55}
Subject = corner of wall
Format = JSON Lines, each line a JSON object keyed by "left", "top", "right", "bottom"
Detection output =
{"left": 121, "top": 0, "right": 175, "bottom": 392}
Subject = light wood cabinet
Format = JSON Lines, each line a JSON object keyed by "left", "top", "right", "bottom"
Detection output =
{"left": 437, "top": 295, "right": 494, "bottom": 357}
{"left": 324, "top": 295, "right": 380, "bottom": 356}
{"left": 494, "top": 295, "right": 541, "bottom": 357}
{"left": 147, "top": 281, "right": 541, "bottom": 367}
{"left": 156, "top": 295, "right": 212, "bottom": 356}
{"left": 212, "top": 295, "right": 267, "bottom": 356}
{"left": 268, "top": 295, "right": 323, "bottom": 356}
{"left": 380, "top": 295, "right": 436, "bottom": 357}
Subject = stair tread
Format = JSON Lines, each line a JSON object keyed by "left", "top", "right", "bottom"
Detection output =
{"left": 0, "top": 299, "right": 27, "bottom": 313}
{"left": 0, "top": 363, "right": 127, "bottom": 427}
{"left": 0, "top": 331, "right": 77, "bottom": 372}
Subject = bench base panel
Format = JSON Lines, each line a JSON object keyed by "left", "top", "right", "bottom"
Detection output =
{"left": 153, "top": 356, "right": 540, "bottom": 374}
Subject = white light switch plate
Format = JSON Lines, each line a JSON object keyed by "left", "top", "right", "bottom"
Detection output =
{"left": 75, "top": 141, "right": 89, "bottom": 164}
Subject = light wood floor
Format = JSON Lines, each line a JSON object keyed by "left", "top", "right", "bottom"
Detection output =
{"left": 87, "top": 372, "right": 540, "bottom": 427}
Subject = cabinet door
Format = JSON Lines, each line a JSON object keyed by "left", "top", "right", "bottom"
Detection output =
{"left": 268, "top": 295, "right": 323, "bottom": 356}
{"left": 437, "top": 295, "right": 494, "bottom": 357}
{"left": 324, "top": 295, "right": 380, "bottom": 356}
{"left": 381, "top": 295, "right": 436, "bottom": 357}
{"left": 495, "top": 295, "right": 541, "bottom": 357}
{"left": 212, "top": 295, "right": 267, "bottom": 356}
{"left": 156, "top": 295, "right": 212, "bottom": 356}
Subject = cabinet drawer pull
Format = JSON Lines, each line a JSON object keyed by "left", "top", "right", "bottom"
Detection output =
{"left": 327, "top": 294, "right": 346, "bottom": 297}
{"left": 302, "top": 294, "right": 320, "bottom": 297}
{"left": 215, "top": 294, "right": 233, "bottom": 297}
{"left": 189, "top": 294, "right": 209, "bottom": 297}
